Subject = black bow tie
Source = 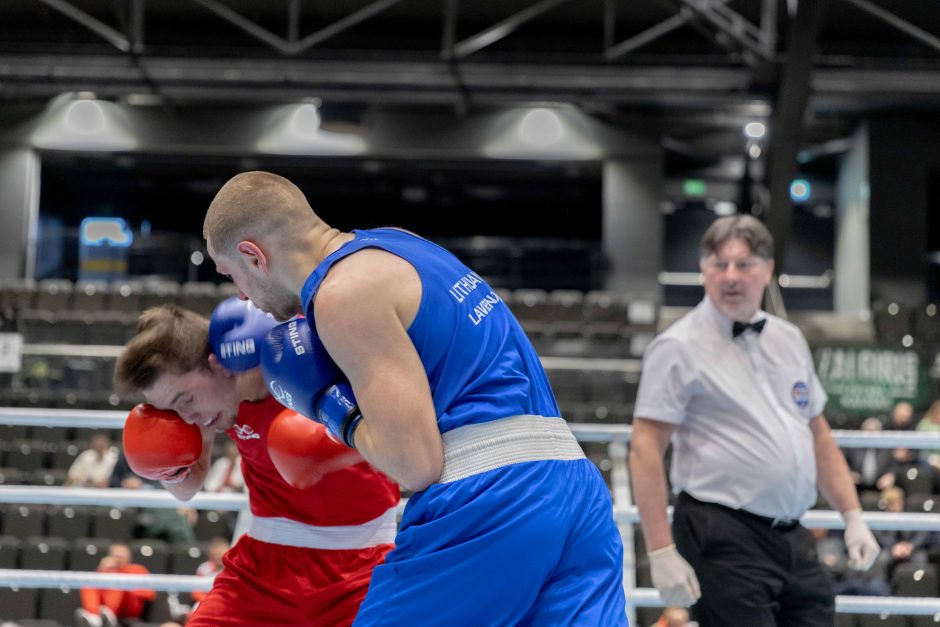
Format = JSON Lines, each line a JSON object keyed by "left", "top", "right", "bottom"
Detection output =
{"left": 732, "top": 319, "right": 766, "bottom": 338}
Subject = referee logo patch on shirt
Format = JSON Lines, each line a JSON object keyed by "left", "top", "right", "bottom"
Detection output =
{"left": 791, "top": 381, "right": 809, "bottom": 410}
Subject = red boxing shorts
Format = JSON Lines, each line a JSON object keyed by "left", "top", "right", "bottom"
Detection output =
{"left": 187, "top": 534, "right": 393, "bottom": 627}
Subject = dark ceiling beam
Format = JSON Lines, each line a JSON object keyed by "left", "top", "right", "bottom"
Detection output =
{"left": 839, "top": 0, "right": 940, "bottom": 54}
{"left": 448, "top": 0, "right": 573, "bottom": 59}
{"left": 765, "top": 0, "right": 828, "bottom": 273}
{"left": 3, "top": 54, "right": 940, "bottom": 106}
{"left": 760, "top": 0, "right": 777, "bottom": 57}
{"left": 291, "top": 0, "right": 405, "bottom": 54}
{"left": 605, "top": 1, "right": 737, "bottom": 61}
{"left": 191, "top": 0, "right": 293, "bottom": 55}
{"left": 675, "top": 0, "right": 771, "bottom": 64}
{"left": 36, "top": 0, "right": 131, "bottom": 53}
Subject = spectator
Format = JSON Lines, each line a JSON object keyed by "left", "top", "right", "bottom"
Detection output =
{"left": 166, "top": 538, "right": 231, "bottom": 623}
{"left": 874, "top": 486, "right": 929, "bottom": 581}
{"left": 845, "top": 417, "right": 893, "bottom": 491}
{"left": 67, "top": 433, "right": 119, "bottom": 488}
{"left": 650, "top": 607, "right": 691, "bottom": 627}
{"left": 811, "top": 527, "right": 890, "bottom": 596}
{"left": 916, "top": 399, "right": 940, "bottom": 468}
{"left": 108, "top": 450, "right": 197, "bottom": 543}
{"left": 192, "top": 537, "right": 230, "bottom": 605}
{"left": 887, "top": 401, "right": 915, "bottom": 431}
{"left": 109, "top": 448, "right": 156, "bottom": 490}
{"left": 876, "top": 447, "right": 940, "bottom": 493}
{"left": 203, "top": 441, "right": 244, "bottom": 493}
{"left": 75, "top": 542, "right": 156, "bottom": 627}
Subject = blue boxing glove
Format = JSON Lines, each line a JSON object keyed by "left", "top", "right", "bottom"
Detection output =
{"left": 260, "top": 318, "right": 363, "bottom": 448}
{"left": 209, "top": 297, "right": 279, "bottom": 372}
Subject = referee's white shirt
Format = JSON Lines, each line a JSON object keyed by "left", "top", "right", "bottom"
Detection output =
{"left": 634, "top": 296, "right": 827, "bottom": 520}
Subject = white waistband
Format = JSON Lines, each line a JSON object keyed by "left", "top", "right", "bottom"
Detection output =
{"left": 247, "top": 506, "right": 397, "bottom": 550}
{"left": 439, "top": 414, "right": 585, "bottom": 484}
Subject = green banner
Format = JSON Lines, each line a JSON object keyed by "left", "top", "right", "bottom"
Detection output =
{"left": 813, "top": 345, "right": 930, "bottom": 415}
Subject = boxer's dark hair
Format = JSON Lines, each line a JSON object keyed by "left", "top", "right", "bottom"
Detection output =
{"left": 700, "top": 214, "right": 774, "bottom": 260}
{"left": 114, "top": 305, "right": 211, "bottom": 395}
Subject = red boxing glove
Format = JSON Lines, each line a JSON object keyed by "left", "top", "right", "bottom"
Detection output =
{"left": 267, "top": 408, "right": 363, "bottom": 489}
{"left": 123, "top": 404, "right": 203, "bottom": 483}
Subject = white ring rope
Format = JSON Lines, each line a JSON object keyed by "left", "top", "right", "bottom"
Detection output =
{"left": 2, "top": 407, "right": 937, "bottom": 449}
{"left": 0, "top": 569, "right": 214, "bottom": 592}
{"left": 1, "top": 487, "right": 939, "bottom": 532}
{"left": 0, "top": 568, "right": 935, "bottom": 616}
{"left": 5, "top": 408, "right": 940, "bottom": 616}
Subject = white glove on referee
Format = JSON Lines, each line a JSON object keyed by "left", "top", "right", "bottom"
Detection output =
{"left": 843, "top": 508, "right": 880, "bottom": 571}
{"left": 648, "top": 544, "right": 701, "bottom": 607}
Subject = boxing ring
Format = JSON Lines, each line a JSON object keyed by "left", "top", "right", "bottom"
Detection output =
{"left": 3, "top": 407, "right": 940, "bottom": 617}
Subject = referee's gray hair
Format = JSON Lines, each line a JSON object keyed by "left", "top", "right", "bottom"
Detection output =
{"left": 700, "top": 215, "right": 774, "bottom": 260}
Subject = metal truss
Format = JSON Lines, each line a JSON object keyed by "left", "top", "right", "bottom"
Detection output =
{"left": 10, "top": 0, "right": 940, "bottom": 108}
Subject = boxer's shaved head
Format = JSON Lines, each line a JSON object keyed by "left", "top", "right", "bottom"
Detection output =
{"left": 203, "top": 170, "right": 319, "bottom": 256}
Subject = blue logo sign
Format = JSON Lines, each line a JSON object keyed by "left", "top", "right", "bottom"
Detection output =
{"left": 792, "top": 381, "right": 810, "bottom": 410}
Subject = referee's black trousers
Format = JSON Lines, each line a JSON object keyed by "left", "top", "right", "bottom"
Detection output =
{"left": 673, "top": 492, "right": 835, "bottom": 627}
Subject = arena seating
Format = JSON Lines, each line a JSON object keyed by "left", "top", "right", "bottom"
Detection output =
{"left": 4, "top": 277, "right": 940, "bottom": 624}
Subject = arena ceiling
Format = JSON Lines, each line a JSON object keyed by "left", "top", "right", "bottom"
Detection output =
{"left": 1, "top": 0, "right": 939, "bottom": 171}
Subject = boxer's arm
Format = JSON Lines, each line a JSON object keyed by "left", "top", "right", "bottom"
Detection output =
{"left": 161, "top": 426, "right": 215, "bottom": 501}
{"left": 315, "top": 250, "right": 443, "bottom": 492}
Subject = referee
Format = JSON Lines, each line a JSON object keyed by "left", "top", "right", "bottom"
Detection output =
{"left": 630, "top": 215, "right": 880, "bottom": 626}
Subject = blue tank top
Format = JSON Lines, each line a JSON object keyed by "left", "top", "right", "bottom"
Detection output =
{"left": 300, "top": 228, "right": 561, "bottom": 434}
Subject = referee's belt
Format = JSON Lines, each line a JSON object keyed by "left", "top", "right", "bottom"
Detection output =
{"left": 679, "top": 492, "right": 800, "bottom": 532}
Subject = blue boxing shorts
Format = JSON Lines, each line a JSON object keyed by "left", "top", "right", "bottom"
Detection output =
{"left": 352, "top": 457, "right": 627, "bottom": 626}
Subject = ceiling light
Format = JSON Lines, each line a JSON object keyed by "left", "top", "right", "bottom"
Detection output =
{"left": 744, "top": 121, "right": 766, "bottom": 139}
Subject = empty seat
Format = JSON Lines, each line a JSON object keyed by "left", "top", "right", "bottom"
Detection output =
{"left": 21, "top": 536, "right": 68, "bottom": 570}
{"left": 548, "top": 290, "right": 584, "bottom": 336}
{"left": 897, "top": 466, "right": 934, "bottom": 497}
{"left": 0, "top": 424, "right": 30, "bottom": 441}
{"left": 0, "top": 467, "right": 26, "bottom": 485}
{"left": 17, "top": 310, "right": 58, "bottom": 344}
{"left": 546, "top": 370, "right": 585, "bottom": 403}
{"left": 87, "top": 311, "right": 136, "bottom": 345}
{"left": 131, "top": 539, "right": 170, "bottom": 574}
{"left": 107, "top": 281, "right": 144, "bottom": 313}
{"left": 171, "top": 542, "right": 207, "bottom": 575}
{"left": 873, "top": 302, "right": 913, "bottom": 342}
{"left": 73, "top": 280, "right": 109, "bottom": 312}
{"left": 1, "top": 504, "right": 46, "bottom": 539}
{"left": 31, "top": 468, "right": 68, "bottom": 487}
{"left": 47, "top": 506, "right": 93, "bottom": 540}
{"left": 0, "top": 277, "right": 36, "bottom": 312}
{"left": 857, "top": 614, "right": 911, "bottom": 627}
{"left": 6, "top": 439, "right": 50, "bottom": 472}
{"left": 194, "top": 510, "right": 232, "bottom": 542}
{"left": 906, "top": 493, "right": 939, "bottom": 513}
{"left": 837, "top": 613, "right": 859, "bottom": 627}
{"left": 38, "top": 587, "right": 81, "bottom": 625}
{"left": 892, "top": 562, "right": 939, "bottom": 597}
{"left": 180, "top": 282, "right": 222, "bottom": 316}
{"left": 91, "top": 507, "right": 137, "bottom": 541}
{"left": 584, "top": 291, "right": 628, "bottom": 327}
{"left": 583, "top": 371, "right": 634, "bottom": 404}
{"left": 0, "top": 587, "right": 39, "bottom": 620}
{"left": 50, "top": 440, "right": 84, "bottom": 470}
{"left": 0, "top": 535, "right": 22, "bottom": 568}
{"left": 34, "top": 279, "right": 73, "bottom": 311}
{"left": 509, "top": 289, "right": 552, "bottom": 335}
{"left": 141, "top": 281, "right": 180, "bottom": 310}
{"left": 145, "top": 591, "right": 176, "bottom": 624}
